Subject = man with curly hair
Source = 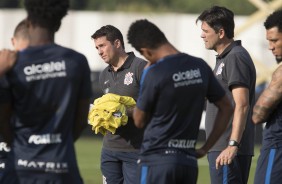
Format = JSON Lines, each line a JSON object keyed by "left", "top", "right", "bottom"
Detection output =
{"left": 0, "top": 0, "right": 92, "bottom": 183}
{"left": 127, "top": 19, "right": 233, "bottom": 184}
{"left": 253, "top": 9, "right": 282, "bottom": 184}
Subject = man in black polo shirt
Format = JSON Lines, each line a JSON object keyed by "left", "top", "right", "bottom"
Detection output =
{"left": 127, "top": 19, "right": 233, "bottom": 184}
{"left": 197, "top": 6, "right": 256, "bottom": 184}
{"left": 91, "top": 25, "right": 147, "bottom": 184}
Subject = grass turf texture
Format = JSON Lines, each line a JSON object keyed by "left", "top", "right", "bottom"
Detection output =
{"left": 75, "top": 137, "right": 260, "bottom": 184}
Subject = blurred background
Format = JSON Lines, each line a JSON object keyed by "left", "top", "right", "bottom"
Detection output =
{"left": 1, "top": 0, "right": 281, "bottom": 183}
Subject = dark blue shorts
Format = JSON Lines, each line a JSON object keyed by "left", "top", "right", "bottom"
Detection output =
{"left": 254, "top": 147, "right": 282, "bottom": 184}
{"left": 101, "top": 148, "right": 139, "bottom": 184}
{"left": 207, "top": 151, "right": 252, "bottom": 184}
{"left": 137, "top": 153, "right": 198, "bottom": 184}
{"left": 137, "top": 163, "right": 197, "bottom": 184}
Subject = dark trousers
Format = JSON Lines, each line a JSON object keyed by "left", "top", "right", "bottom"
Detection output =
{"left": 207, "top": 151, "right": 252, "bottom": 184}
{"left": 101, "top": 148, "right": 139, "bottom": 184}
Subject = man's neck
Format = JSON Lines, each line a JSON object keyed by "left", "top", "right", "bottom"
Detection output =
{"left": 28, "top": 27, "right": 54, "bottom": 46}
{"left": 215, "top": 39, "right": 233, "bottom": 55}
{"left": 157, "top": 43, "right": 180, "bottom": 61}
{"left": 111, "top": 52, "right": 128, "bottom": 71}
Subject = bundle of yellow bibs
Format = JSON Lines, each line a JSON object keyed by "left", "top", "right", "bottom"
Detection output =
{"left": 88, "top": 93, "right": 136, "bottom": 135}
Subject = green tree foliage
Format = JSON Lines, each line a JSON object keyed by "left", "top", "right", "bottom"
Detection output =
{"left": 69, "top": 0, "right": 257, "bottom": 15}
{"left": 0, "top": 0, "right": 258, "bottom": 15}
{"left": 0, "top": 0, "right": 19, "bottom": 8}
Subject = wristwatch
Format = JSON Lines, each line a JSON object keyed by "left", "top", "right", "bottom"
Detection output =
{"left": 228, "top": 140, "right": 240, "bottom": 148}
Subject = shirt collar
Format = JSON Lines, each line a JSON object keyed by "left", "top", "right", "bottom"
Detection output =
{"left": 107, "top": 52, "right": 135, "bottom": 72}
{"left": 216, "top": 40, "right": 241, "bottom": 59}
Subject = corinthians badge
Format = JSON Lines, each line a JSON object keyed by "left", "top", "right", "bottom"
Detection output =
{"left": 216, "top": 63, "right": 224, "bottom": 75}
{"left": 124, "top": 72, "right": 134, "bottom": 85}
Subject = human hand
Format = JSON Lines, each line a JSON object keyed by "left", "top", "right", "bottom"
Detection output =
{"left": 195, "top": 147, "right": 207, "bottom": 159}
{"left": 215, "top": 146, "right": 238, "bottom": 169}
{"left": 0, "top": 49, "right": 17, "bottom": 76}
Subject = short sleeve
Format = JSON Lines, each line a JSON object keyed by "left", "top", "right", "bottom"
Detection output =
{"left": 78, "top": 55, "right": 93, "bottom": 99}
{"left": 224, "top": 53, "right": 253, "bottom": 90}
{"left": 136, "top": 67, "right": 158, "bottom": 112}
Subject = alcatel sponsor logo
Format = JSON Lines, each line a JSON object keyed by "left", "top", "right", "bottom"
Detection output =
{"left": 0, "top": 142, "right": 11, "bottom": 152}
{"left": 23, "top": 60, "right": 67, "bottom": 82}
{"left": 168, "top": 139, "right": 196, "bottom": 149}
{"left": 28, "top": 133, "right": 62, "bottom": 145}
{"left": 172, "top": 68, "right": 203, "bottom": 88}
{"left": 18, "top": 159, "right": 68, "bottom": 173}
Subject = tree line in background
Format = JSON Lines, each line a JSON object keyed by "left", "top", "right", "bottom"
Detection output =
{"left": 0, "top": 0, "right": 260, "bottom": 15}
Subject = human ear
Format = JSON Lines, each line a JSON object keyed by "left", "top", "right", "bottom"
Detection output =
{"left": 218, "top": 28, "right": 225, "bottom": 39}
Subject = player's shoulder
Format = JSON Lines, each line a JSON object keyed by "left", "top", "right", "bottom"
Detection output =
{"left": 56, "top": 45, "right": 85, "bottom": 58}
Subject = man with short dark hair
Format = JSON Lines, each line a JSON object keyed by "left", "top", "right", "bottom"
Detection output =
{"left": 253, "top": 9, "right": 282, "bottom": 184}
{"left": 196, "top": 6, "right": 256, "bottom": 184}
{"left": 0, "top": 18, "right": 29, "bottom": 181}
{"left": 11, "top": 19, "right": 29, "bottom": 51}
{"left": 91, "top": 25, "right": 147, "bottom": 184}
{"left": 127, "top": 19, "right": 233, "bottom": 184}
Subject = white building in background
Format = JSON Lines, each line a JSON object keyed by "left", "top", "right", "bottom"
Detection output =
{"left": 0, "top": 9, "right": 276, "bottom": 72}
{"left": 0, "top": 9, "right": 269, "bottom": 135}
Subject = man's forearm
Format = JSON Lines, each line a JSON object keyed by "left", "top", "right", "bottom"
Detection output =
{"left": 229, "top": 104, "right": 249, "bottom": 143}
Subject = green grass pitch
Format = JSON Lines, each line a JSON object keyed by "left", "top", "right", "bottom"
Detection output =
{"left": 75, "top": 137, "right": 260, "bottom": 184}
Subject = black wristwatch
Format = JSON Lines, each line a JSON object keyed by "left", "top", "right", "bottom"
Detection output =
{"left": 228, "top": 140, "right": 240, "bottom": 148}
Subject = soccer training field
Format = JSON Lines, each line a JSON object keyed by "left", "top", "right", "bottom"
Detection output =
{"left": 75, "top": 137, "right": 260, "bottom": 184}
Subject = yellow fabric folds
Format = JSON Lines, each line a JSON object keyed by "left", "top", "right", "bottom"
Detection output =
{"left": 88, "top": 93, "right": 136, "bottom": 135}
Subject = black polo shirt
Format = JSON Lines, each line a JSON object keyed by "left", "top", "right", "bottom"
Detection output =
{"left": 205, "top": 40, "right": 256, "bottom": 155}
{"left": 99, "top": 52, "right": 147, "bottom": 151}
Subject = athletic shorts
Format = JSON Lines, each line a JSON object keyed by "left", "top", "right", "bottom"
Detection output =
{"left": 137, "top": 153, "right": 198, "bottom": 184}
{"left": 101, "top": 148, "right": 139, "bottom": 184}
{"left": 254, "top": 147, "right": 282, "bottom": 184}
{"left": 207, "top": 151, "right": 252, "bottom": 184}
{"left": 0, "top": 173, "right": 83, "bottom": 184}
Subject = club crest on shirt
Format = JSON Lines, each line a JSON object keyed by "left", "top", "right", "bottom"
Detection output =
{"left": 124, "top": 72, "right": 134, "bottom": 85}
{"left": 216, "top": 63, "right": 225, "bottom": 75}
